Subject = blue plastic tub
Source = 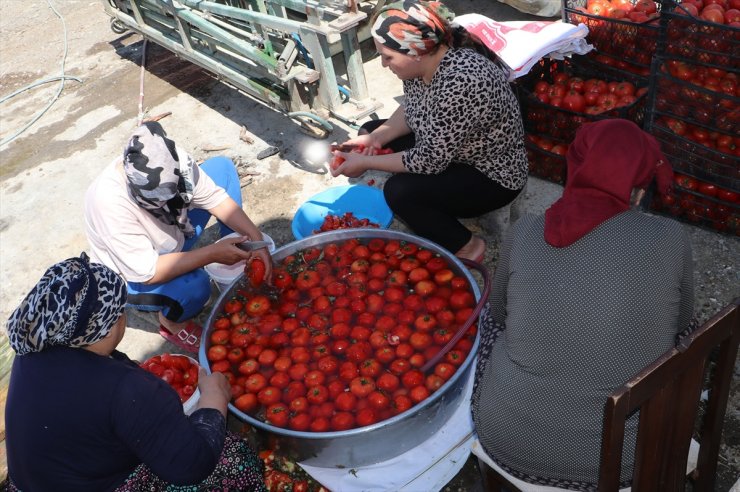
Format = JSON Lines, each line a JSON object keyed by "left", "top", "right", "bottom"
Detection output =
{"left": 291, "top": 184, "right": 393, "bottom": 240}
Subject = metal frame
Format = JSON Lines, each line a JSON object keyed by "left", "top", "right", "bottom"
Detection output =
{"left": 102, "top": 0, "right": 383, "bottom": 126}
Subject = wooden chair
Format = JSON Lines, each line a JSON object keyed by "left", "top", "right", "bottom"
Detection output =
{"left": 476, "top": 298, "right": 739, "bottom": 492}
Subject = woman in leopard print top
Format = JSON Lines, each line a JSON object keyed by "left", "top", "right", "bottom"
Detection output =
{"left": 330, "top": 0, "right": 528, "bottom": 261}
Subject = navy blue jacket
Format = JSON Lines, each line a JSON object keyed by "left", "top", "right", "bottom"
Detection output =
{"left": 6, "top": 347, "right": 225, "bottom": 491}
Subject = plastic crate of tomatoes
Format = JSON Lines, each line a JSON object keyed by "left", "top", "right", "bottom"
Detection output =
{"left": 660, "top": 1, "right": 740, "bottom": 70}
{"left": 525, "top": 133, "right": 569, "bottom": 184}
{"left": 648, "top": 58, "right": 739, "bottom": 136}
{"left": 647, "top": 171, "right": 739, "bottom": 235}
{"left": 648, "top": 117, "right": 739, "bottom": 189}
{"left": 515, "top": 57, "right": 648, "bottom": 142}
{"left": 562, "top": 0, "right": 663, "bottom": 77}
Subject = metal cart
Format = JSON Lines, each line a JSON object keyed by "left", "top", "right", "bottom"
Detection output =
{"left": 102, "top": 0, "right": 385, "bottom": 135}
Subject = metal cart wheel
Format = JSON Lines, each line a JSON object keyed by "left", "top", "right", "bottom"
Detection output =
{"left": 110, "top": 18, "right": 128, "bottom": 34}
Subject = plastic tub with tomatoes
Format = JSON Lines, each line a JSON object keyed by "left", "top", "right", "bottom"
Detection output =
{"left": 200, "top": 229, "right": 484, "bottom": 468}
{"left": 291, "top": 184, "right": 394, "bottom": 240}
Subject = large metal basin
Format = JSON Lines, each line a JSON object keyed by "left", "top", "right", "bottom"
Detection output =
{"left": 200, "top": 229, "right": 481, "bottom": 468}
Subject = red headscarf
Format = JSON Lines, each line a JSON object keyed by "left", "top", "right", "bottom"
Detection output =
{"left": 544, "top": 119, "right": 674, "bottom": 248}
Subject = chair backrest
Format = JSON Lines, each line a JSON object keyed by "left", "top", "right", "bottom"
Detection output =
{"left": 598, "top": 298, "right": 740, "bottom": 492}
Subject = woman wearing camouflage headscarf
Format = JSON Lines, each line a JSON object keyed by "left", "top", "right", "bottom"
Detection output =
{"left": 84, "top": 121, "right": 272, "bottom": 353}
{"left": 5, "top": 255, "right": 266, "bottom": 492}
{"left": 330, "top": 0, "right": 528, "bottom": 263}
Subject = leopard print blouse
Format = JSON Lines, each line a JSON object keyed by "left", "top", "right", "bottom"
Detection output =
{"left": 401, "top": 47, "right": 528, "bottom": 191}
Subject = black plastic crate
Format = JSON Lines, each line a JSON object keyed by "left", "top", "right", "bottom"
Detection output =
{"left": 515, "top": 57, "right": 648, "bottom": 142}
{"left": 659, "top": 3, "right": 740, "bottom": 70}
{"left": 525, "top": 133, "right": 568, "bottom": 184}
{"left": 579, "top": 50, "right": 652, "bottom": 80}
{"left": 648, "top": 121, "right": 739, "bottom": 191}
{"left": 648, "top": 58, "right": 740, "bottom": 136}
{"left": 646, "top": 173, "right": 739, "bottom": 235}
{"left": 562, "top": 0, "right": 663, "bottom": 75}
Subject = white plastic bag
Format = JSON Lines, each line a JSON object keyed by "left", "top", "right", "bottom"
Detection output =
{"left": 454, "top": 14, "right": 593, "bottom": 80}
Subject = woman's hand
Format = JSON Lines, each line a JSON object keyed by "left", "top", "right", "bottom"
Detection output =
{"left": 330, "top": 151, "right": 369, "bottom": 178}
{"left": 208, "top": 235, "right": 254, "bottom": 265}
{"left": 250, "top": 247, "right": 273, "bottom": 284}
{"left": 196, "top": 368, "right": 231, "bottom": 417}
{"left": 344, "top": 134, "right": 383, "bottom": 155}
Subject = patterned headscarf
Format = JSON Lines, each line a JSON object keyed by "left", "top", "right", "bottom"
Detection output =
{"left": 371, "top": 0, "right": 455, "bottom": 56}
{"left": 6, "top": 254, "right": 127, "bottom": 355}
{"left": 123, "top": 122, "right": 197, "bottom": 238}
{"left": 544, "top": 119, "right": 674, "bottom": 248}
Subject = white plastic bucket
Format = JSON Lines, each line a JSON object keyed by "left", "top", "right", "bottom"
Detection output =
{"left": 204, "top": 232, "right": 275, "bottom": 292}
{"left": 183, "top": 387, "right": 201, "bottom": 415}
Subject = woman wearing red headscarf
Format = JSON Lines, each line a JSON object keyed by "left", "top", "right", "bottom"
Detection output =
{"left": 329, "top": 0, "right": 527, "bottom": 262}
{"left": 470, "top": 119, "right": 694, "bottom": 489}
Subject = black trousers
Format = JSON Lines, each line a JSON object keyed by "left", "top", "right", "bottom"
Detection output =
{"left": 361, "top": 119, "right": 523, "bottom": 253}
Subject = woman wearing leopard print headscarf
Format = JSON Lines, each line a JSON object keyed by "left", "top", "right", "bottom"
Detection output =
{"left": 6, "top": 254, "right": 266, "bottom": 492}
{"left": 84, "top": 121, "right": 272, "bottom": 354}
{"left": 330, "top": 0, "right": 528, "bottom": 262}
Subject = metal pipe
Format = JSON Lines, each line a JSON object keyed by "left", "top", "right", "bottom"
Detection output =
{"left": 176, "top": 8, "right": 278, "bottom": 69}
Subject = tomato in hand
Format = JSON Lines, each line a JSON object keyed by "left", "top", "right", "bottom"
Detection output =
{"left": 246, "top": 257, "right": 266, "bottom": 287}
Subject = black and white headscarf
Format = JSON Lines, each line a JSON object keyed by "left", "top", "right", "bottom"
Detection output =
{"left": 6, "top": 254, "right": 127, "bottom": 355}
{"left": 123, "top": 122, "right": 197, "bottom": 238}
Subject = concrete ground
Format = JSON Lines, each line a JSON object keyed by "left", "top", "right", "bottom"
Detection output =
{"left": 0, "top": 0, "right": 738, "bottom": 489}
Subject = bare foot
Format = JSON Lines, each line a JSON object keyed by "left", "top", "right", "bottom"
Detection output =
{"left": 158, "top": 312, "right": 188, "bottom": 335}
{"left": 456, "top": 235, "right": 486, "bottom": 262}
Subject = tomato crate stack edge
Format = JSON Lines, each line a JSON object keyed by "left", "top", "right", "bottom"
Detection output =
{"left": 644, "top": 59, "right": 739, "bottom": 235}
{"left": 641, "top": 0, "right": 740, "bottom": 235}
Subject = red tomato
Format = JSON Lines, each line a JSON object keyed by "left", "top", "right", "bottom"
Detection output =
{"left": 246, "top": 258, "right": 266, "bottom": 288}
{"left": 562, "top": 90, "right": 587, "bottom": 112}
{"left": 331, "top": 412, "right": 355, "bottom": 431}
{"left": 265, "top": 403, "right": 289, "bottom": 427}
{"left": 257, "top": 386, "right": 282, "bottom": 406}
{"left": 717, "top": 188, "right": 739, "bottom": 203}
{"left": 234, "top": 393, "right": 259, "bottom": 414}
{"left": 223, "top": 299, "right": 243, "bottom": 315}
{"left": 306, "top": 385, "right": 330, "bottom": 405}
{"left": 674, "top": 173, "right": 699, "bottom": 191}
{"left": 207, "top": 345, "right": 228, "bottom": 362}
{"left": 700, "top": 6, "right": 726, "bottom": 22}
{"left": 245, "top": 295, "right": 271, "bottom": 317}
{"left": 409, "top": 385, "right": 431, "bottom": 403}
{"left": 355, "top": 408, "right": 378, "bottom": 427}
{"left": 350, "top": 377, "right": 376, "bottom": 398}
{"left": 698, "top": 182, "right": 718, "bottom": 197}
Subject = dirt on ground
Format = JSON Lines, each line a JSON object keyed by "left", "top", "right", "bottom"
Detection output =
{"left": 1, "top": 0, "right": 738, "bottom": 490}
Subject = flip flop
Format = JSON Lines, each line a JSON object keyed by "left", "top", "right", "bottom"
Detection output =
{"left": 159, "top": 322, "right": 202, "bottom": 354}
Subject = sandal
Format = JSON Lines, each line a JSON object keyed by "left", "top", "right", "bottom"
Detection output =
{"left": 159, "top": 322, "right": 202, "bottom": 354}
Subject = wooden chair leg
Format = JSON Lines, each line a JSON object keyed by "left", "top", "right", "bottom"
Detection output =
{"left": 477, "top": 456, "right": 511, "bottom": 492}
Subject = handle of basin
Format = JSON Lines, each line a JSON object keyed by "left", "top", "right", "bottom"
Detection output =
{"left": 420, "top": 258, "right": 491, "bottom": 374}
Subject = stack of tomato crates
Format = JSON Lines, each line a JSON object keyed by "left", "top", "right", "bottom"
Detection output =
{"left": 516, "top": 0, "right": 660, "bottom": 184}
{"left": 644, "top": 0, "right": 739, "bottom": 235}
